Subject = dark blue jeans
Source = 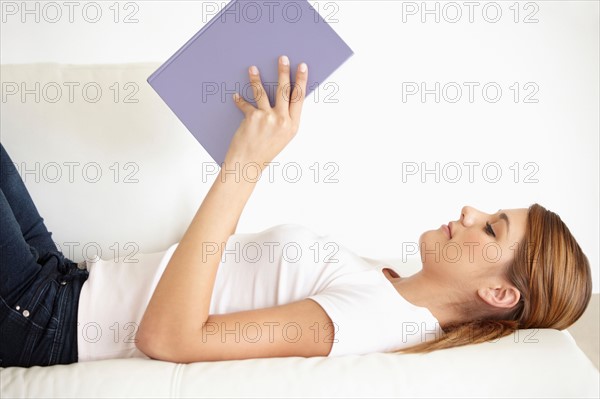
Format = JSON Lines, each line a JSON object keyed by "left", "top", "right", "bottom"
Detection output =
{"left": 0, "top": 142, "right": 89, "bottom": 368}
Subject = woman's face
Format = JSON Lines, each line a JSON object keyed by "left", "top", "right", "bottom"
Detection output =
{"left": 419, "top": 206, "right": 529, "bottom": 287}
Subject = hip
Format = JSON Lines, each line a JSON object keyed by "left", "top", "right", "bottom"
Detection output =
{"left": 0, "top": 252, "right": 89, "bottom": 368}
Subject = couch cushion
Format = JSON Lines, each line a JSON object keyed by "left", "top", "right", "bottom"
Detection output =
{"left": 1, "top": 328, "right": 598, "bottom": 398}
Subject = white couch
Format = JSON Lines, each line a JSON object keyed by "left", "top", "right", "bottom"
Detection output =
{"left": 1, "top": 64, "right": 598, "bottom": 398}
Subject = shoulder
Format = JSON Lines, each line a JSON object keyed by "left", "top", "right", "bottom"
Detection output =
{"left": 306, "top": 275, "right": 409, "bottom": 357}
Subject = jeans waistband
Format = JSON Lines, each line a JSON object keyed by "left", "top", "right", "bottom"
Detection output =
{"left": 40, "top": 251, "right": 88, "bottom": 282}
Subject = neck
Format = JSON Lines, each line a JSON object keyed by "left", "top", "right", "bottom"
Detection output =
{"left": 389, "top": 270, "right": 472, "bottom": 330}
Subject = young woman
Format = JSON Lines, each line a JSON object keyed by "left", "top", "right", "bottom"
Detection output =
{"left": 0, "top": 56, "right": 593, "bottom": 367}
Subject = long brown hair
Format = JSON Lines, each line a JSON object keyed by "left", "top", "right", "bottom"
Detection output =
{"left": 393, "top": 203, "right": 593, "bottom": 354}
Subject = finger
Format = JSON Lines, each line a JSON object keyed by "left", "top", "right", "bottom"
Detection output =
{"left": 289, "top": 62, "right": 308, "bottom": 122}
{"left": 232, "top": 92, "right": 255, "bottom": 115}
{"left": 248, "top": 65, "right": 271, "bottom": 110}
{"left": 275, "top": 55, "right": 291, "bottom": 113}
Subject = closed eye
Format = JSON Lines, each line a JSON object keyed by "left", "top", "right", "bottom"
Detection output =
{"left": 485, "top": 222, "right": 496, "bottom": 237}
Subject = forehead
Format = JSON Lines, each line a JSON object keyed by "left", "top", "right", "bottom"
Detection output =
{"left": 498, "top": 208, "right": 528, "bottom": 243}
{"left": 500, "top": 208, "right": 528, "bottom": 220}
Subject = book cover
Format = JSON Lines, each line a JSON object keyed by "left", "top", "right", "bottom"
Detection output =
{"left": 148, "top": 0, "right": 354, "bottom": 165}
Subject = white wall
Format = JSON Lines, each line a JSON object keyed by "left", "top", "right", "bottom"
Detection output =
{"left": 1, "top": 0, "right": 598, "bottom": 292}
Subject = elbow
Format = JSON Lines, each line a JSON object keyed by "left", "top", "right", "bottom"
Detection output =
{"left": 136, "top": 324, "right": 179, "bottom": 363}
{"left": 135, "top": 328, "right": 161, "bottom": 361}
{"left": 136, "top": 323, "right": 200, "bottom": 363}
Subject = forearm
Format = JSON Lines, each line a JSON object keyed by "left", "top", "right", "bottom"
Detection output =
{"left": 138, "top": 161, "right": 259, "bottom": 345}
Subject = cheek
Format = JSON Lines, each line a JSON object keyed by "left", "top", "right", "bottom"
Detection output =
{"left": 455, "top": 231, "right": 484, "bottom": 264}
{"left": 461, "top": 229, "right": 481, "bottom": 243}
{"left": 459, "top": 230, "right": 488, "bottom": 254}
{"left": 457, "top": 232, "right": 500, "bottom": 265}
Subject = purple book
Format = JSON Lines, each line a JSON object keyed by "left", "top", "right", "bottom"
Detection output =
{"left": 147, "top": 0, "right": 354, "bottom": 166}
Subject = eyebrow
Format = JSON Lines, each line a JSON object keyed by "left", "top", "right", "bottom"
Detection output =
{"left": 497, "top": 209, "right": 510, "bottom": 234}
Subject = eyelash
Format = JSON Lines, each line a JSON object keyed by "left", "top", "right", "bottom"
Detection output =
{"left": 485, "top": 222, "right": 496, "bottom": 237}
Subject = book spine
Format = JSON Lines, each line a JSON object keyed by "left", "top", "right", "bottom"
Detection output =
{"left": 147, "top": 0, "right": 240, "bottom": 84}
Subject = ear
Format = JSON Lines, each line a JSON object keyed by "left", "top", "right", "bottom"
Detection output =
{"left": 477, "top": 284, "right": 521, "bottom": 309}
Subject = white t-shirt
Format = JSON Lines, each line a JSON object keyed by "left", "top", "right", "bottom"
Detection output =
{"left": 76, "top": 224, "right": 443, "bottom": 362}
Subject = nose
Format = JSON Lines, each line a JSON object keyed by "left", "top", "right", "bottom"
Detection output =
{"left": 460, "top": 205, "right": 478, "bottom": 226}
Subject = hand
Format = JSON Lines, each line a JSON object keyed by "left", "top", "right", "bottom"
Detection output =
{"left": 223, "top": 55, "right": 308, "bottom": 172}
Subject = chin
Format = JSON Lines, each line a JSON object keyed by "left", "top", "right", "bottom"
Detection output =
{"left": 418, "top": 229, "right": 442, "bottom": 265}
{"left": 419, "top": 229, "right": 442, "bottom": 246}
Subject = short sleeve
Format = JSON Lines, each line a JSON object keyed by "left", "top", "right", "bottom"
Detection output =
{"left": 306, "top": 283, "right": 396, "bottom": 357}
{"left": 306, "top": 275, "right": 444, "bottom": 357}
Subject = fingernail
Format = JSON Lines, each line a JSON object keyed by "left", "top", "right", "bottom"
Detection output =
{"left": 299, "top": 63, "right": 307, "bottom": 73}
{"left": 250, "top": 66, "right": 259, "bottom": 75}
{"left": 281, "top": 55, "right": 289, "bottom": 66}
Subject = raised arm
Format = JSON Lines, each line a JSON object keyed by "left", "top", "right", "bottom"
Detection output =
{"left": 136, "top": 55, "right": 309, "bottom": 360}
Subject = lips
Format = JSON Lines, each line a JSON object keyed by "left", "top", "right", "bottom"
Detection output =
{"left": 441, "top": 224, "right": 451, "bottom": 239}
